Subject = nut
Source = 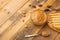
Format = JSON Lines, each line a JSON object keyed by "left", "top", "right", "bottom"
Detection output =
{"left": 41, "top": 31, "right": 49, "bottom": 37}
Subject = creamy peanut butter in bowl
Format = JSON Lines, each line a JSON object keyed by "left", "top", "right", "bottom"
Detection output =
{"left": 30, "top": 9, "right": 47, "bottom": 26}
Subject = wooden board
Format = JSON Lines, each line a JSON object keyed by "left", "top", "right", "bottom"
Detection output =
{"left": 0, "top": 0, "right": 29, "bottom": 26}
{"left": 0, "top": 0, "right": 60, "bottom": 40}
{"left": 0, "top": 0, "right": 29, "bottom": 35}
{"left": 55, "top": 33, "right": 60, "bottom": 40}
{"left": 32, "top": 25, "right": 58, "bottom": 40}
{"left": 0, "top": 0, "right": 12, "bottom": 9}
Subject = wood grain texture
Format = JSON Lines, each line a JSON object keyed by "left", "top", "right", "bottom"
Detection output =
{"left": 0, "top": 0, "right": 12, "bottom": 9}
{"left": 0, "top": 0, "right": 29, "bottom": 35}
{"left": 39, "top": 0, "right": 56, "bottom": 10}
{"left": 0, "top": 0, "right": 29, "bottom": 26}
{"left": 32, "top": 25, "right": 58, "bottom": 40}
{"left": 0, "top": 0, "right": 60, "bottom": 40}
{"left": 55, "top": 33, "right": 60, "bottom": 40}
{"left": 0, "top": 0, "right": 31, "bottom": 40}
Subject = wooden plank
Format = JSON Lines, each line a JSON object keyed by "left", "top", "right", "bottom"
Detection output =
{"left": 55, "top": 33, "right": 60, "bottom": 40}
{"left": 1, "top": 11, "right": 30, "bottom": 40}
{"left": 39, "top": 0, "right": 56, "bottom": 10}
{"left": 51, "top": 0, "right": 60, "bottom": 9}
{"left": 0, "top": 0, "right": 29, "bottom": 34}
{"left": 0, "top": 0, "right": 12, "bottom": 9}
{"left": 0, "top": 0, "right": 31, "bottom": 40}
{"left": 0, "top": 11, "right": 22, "bottom": 34}
{"left": 32, "top": 25, "right": 58, "bottom": 40}
{"left": 0, "top": 0, "right": 31, "bottom": 35}
{"left": 0, "top": 0, "right": 29, "bottom": 26}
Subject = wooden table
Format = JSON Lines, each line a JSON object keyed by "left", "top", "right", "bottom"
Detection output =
{"left": 0, "top": 0, "right": 60, "bottom": 40}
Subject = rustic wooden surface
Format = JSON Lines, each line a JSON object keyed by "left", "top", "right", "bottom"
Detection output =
{"left": 0, "top": 0, "right": 60, "bottom": 40}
